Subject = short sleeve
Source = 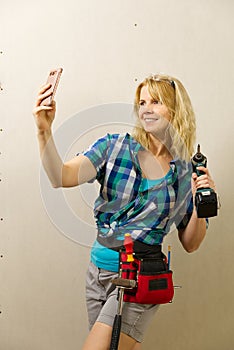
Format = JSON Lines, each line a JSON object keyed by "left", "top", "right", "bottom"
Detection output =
{"left": 176, "top": 196, "right": 193, "bottom": 230}
{"left": 77, "top": 134, "right": 111, "bottom": 183}
{"left": 176, "top": 197, "right": 209, "bottom": 230}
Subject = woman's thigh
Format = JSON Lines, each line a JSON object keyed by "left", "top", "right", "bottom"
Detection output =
{"left": 82, "top": 322, "right": 138, "bottom": 350}
{"left": 85, "top": 262, "right": 159, "bottom": 343}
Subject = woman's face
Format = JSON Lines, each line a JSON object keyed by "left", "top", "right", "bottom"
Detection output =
{"left": 138, "top": 85, "right": 171, "bottom": 137}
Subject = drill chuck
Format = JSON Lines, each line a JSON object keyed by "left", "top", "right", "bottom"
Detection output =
{"left": 191, "top": 144, "right": 207, "bottom": 175}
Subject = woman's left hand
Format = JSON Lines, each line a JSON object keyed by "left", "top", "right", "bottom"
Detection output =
{"left": 191, "top": 166, "right": 216, "bottom": 196}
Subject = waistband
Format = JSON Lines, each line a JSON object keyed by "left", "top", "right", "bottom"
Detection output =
{"left": 97, "top": 234, "right": 162, "bottom": 258}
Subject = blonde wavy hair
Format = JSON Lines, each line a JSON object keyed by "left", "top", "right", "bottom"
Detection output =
{"left": 132, "top": 74, "right": 196, "bottom": 161}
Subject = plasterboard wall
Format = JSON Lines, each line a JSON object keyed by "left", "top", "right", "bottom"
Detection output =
{"left": 0, "top": 1, "right": 233, "bottom": 349}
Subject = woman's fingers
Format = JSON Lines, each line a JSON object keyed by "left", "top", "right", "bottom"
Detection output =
{"left": 33, "top": 105, "right": 53, "bottom": 115}
{"left": 193, "top": 167, "right": 216, "bottom": 191}
{"left": 38, "top": 83, "right": 52, "bottom": 94}
{"left": 35, "top": 84, "right": 53, "bottom": 107}
{"left": 196, "top": 166, "right": 210, "bottom": 176}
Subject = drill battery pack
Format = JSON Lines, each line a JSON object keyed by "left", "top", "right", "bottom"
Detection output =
{"left": 195, "top": 189, "right": 218, "bottom": 218}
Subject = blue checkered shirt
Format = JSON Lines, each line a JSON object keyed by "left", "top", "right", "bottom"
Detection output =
{"left": 82, "top": 133, "right": 193, "bottom": 247}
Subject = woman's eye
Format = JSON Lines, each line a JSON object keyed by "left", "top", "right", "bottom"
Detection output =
{"left": 138, "top": 100, "right": 162, "bottom": 107}
{"left": 153, "top": 100, "right": 162, "bottom": 105}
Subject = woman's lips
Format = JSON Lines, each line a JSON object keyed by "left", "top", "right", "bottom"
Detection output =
{"left": 144, "top": 117, "right": 159, "bottom": 122}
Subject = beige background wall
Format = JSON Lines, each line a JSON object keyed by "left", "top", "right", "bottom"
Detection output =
{"left": 1, "top": 0, "right": 233, "bottom": 349}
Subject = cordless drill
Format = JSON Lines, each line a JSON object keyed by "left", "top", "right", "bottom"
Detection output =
{"left": 191, "top": 145, "right": 218, "bottom": 218}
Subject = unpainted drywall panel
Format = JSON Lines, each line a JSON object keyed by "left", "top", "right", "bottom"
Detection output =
{"left": 0, "top": 1, "right": 233, "bottom": 349}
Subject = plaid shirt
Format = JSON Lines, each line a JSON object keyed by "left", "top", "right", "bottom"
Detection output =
{"left": 82, "top": 133, "right": 193, "bottom": 247}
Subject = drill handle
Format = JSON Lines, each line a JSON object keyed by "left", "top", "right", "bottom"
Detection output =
{"left": 193, "top": 164, "right": 206, "bottom": 176}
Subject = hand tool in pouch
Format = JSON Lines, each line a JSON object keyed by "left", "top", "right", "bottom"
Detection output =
{"left": 109, "top": 234, "right": 136, "bottom": 350}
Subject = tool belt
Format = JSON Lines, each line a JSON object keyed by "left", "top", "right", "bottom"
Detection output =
{"left": 120, "top": 241, "right": 174, "bottom": 305}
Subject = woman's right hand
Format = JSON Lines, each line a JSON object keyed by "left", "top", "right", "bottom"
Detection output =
{"left": 33, "top": 84, "right": 56, "bottom": 132}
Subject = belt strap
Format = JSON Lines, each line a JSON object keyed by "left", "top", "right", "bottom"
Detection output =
{"left": 97, "top": 234, "right": 162, "bottom": 258}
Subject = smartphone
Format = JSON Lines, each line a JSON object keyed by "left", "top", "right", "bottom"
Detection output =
{"left": 41, "top": 68, "right": 63, "bottom": 106}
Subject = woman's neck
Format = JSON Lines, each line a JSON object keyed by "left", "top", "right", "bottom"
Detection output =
{"left": 148, "top": 134, "right": 172, "bottom": 160}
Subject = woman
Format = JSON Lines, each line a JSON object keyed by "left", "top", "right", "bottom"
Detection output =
{"left": 33, "top": 73, "right": 216, "bottom": 350}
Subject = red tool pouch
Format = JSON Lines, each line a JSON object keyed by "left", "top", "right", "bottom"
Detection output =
{"left": 121, "top": 252, "right": 174, "bottom": 305}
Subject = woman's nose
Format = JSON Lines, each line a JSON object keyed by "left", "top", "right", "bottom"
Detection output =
{"left": 143, "top": 105, "right": 154, "bottom": 114}
{"left": 139, "top": 103, "right": 154, "bottom": 114}
{"left": 144, "top": 109, "right": 153, "bottom": 114}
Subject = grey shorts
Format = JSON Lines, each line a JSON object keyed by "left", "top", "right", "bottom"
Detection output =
{"left": 85, "top": 261, "right": 159, "bottom": 343}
